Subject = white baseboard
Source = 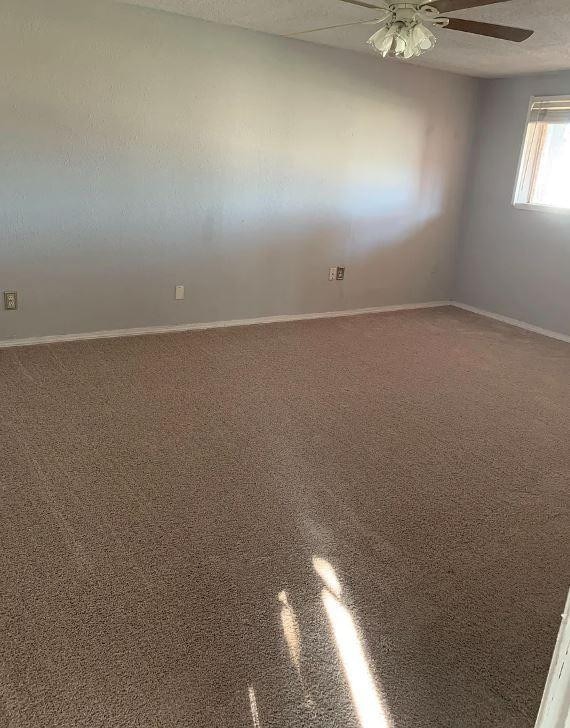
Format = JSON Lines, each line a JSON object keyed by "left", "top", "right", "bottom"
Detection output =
{"left": 0, "top": 300, "right": 449, "bottom": 349}
{"left": 451, "top": 302, "right": 570, "bottom": 344}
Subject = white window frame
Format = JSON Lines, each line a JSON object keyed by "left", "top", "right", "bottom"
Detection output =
{"left": 534, "top": 589, "right": 570, "bottom": 728}
{"left": 513, "top": 95, "right": 570, "bottom": 215}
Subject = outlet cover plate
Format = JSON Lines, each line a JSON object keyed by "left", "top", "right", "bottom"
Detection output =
{"left": 3, "top": 292, "right": 17, "bottom": 310}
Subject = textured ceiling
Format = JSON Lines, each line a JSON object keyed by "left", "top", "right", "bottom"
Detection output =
{"left": 119, "top": 0, "right": 570, "bottom": 77}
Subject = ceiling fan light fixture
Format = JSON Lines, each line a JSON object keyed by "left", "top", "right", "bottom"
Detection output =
{"left": 292, "top": 1, "right": 534, "bottom": 60}
{"left": 364, "top": 3, "right": 443, "bottom": 59}
{"left": 368, "top": 20, "right": 437, "bottom": 59}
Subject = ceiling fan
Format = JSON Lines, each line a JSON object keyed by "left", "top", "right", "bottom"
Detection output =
{"left": 288, "top": 0, "right": 534, "bottom": 61}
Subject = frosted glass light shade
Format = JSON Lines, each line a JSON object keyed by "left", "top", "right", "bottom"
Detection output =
{"left": 410, "top": 23, "right": 436, "bottom": 52}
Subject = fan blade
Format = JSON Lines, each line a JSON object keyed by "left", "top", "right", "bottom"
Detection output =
{"left": 336, "top": 0, "right": 388, "bottom": 9}
{"left": 288, "top": 19, "right": 379, "bottom": 36}
{"left": 445, "top": 18, "right": 534, "bottom": 41}
{"left": 432, "top": 0, "right": 513, "bottom": 12}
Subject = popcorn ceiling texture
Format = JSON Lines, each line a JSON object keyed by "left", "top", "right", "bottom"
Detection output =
{"left": 1, "top": 307, "right": 568, "bottom": 727}
{"left": 122, "top": 0, "right": 570, "bottom": 77}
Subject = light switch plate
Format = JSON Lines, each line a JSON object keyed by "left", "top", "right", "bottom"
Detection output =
{"left": 175, "top": 285, "right": 185, "bottom": 301}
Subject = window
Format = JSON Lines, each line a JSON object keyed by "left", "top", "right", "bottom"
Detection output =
{"left": 513, "top": 96, "right": 570, "bottom": 212}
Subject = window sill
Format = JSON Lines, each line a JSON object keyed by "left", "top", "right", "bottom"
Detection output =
{"left": 513, "top": 202, "right": 570, "bottom": 215}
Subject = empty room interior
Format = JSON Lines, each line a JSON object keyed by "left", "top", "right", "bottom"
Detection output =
{"left": 1, "top": 0, "right": 570, "bottom": 726}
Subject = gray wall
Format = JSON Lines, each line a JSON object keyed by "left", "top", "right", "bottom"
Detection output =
{"left": 456, "top": 71, "right": 570, "bottom": 337}
{"left": 0, "top": 0, "right": 477, "bottom": 341}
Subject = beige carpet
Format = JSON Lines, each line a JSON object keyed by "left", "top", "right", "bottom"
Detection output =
{"left": 0, "top": 306, "right": 568, "bottom": 728}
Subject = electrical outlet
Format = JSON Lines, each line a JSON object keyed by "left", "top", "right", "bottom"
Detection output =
{"left": 175, "top": 285, "right": 185, "bottom": 301}
{"left": 328, "top": 267, "right": 337, "bottom": 281}
{"left": 336, "top": 267, "right": 345, "bottom": 281}
{"left": 3, "top": 292, "right": 17, "bottom": 311}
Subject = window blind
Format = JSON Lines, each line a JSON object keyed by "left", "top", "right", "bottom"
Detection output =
{"left": 530, "top": 98, "right": 570, "bottom": 125}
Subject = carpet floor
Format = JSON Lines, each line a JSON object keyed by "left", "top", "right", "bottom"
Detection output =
{"left": 0, "top": 306, "right": 568, "bottom": 728}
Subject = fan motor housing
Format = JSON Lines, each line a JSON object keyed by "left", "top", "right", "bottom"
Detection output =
{"left": 385, "top": 3, "right": 449, "bottom": 27}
